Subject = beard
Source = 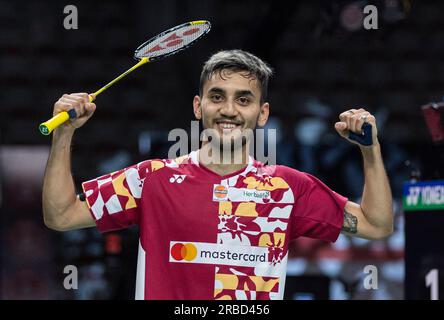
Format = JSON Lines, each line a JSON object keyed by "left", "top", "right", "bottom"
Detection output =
{"left": 199, "top": 114, "right": 259, "bottom": 164}
{"left": 205, "top": 127, "right": 253, "bottom": 150}
{"left": 200, "top": 128, "right": 254, "bottom": 165}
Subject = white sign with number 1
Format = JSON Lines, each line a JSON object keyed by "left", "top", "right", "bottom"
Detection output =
{"left": 425, "top": 269, "right": 439, "bottom": 300}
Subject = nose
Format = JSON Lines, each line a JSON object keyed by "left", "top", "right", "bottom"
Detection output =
{"left": 219, "top": 99, "right": 238, "bottom": 118}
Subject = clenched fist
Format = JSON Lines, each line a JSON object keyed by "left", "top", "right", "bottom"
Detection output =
{"left": 335, "top": 108, "right": 379, "bottom": 146}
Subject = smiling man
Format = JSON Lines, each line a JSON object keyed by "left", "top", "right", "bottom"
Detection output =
{"left": 194, "top": 54, "right": 271, "bottom": 173}
{"left": 42, "top": 49, "right": 393, "bottom": 300}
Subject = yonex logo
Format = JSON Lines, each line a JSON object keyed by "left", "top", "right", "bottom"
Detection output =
{"left": 169, "top": 174, "right": 187, "bottom": 183}
{"left": 171, "top": 243, "right": 197, "bottom": 261}
{"left": 144, "top": 28, "right": 201, "bottom": 55}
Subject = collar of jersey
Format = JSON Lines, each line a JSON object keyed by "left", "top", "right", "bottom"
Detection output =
{"left": 189, "top": 150, "right": 255, "bottom": 179}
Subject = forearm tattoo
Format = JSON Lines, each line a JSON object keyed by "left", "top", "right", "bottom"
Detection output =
{"left": 342, "top": 210, "right": 358, "bottom": 234}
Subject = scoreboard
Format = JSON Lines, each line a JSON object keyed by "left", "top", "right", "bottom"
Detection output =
{"left": 404, "top": 180, "right": 444, "bottom": 300}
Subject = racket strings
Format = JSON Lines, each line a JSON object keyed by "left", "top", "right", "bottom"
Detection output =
{"left": 135, "top": 23, "right": 210, "bottom": 59}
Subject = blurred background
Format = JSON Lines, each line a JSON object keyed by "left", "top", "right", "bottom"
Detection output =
{"left": 1, "top": 0, "right": 443, "bottom": 299}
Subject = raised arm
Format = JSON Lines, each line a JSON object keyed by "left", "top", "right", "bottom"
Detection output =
{"left": 42, "top": 93, "right": 96, "bottom": 231}
{"left": 335, "top": 108, "right": 394, "bottom": 240}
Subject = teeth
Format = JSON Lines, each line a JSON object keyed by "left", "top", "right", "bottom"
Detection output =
{"left": 220, "top": 123, "right": 236, "bottom": 129}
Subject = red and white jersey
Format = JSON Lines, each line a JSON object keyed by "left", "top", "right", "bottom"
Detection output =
{"left": 82, "top": 151, "right": 347, "bottom": 300}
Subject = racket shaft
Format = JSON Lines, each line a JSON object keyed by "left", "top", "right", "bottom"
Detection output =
{"left": 39, "top": 58, "right": 149, "bottom": 135}
{"left": 90, "top": 57, "right": 149, "bottom": 100}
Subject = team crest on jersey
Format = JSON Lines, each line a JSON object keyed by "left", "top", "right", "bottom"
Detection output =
{"left": 213, "top": 185, "right": 228, "bottom": 201}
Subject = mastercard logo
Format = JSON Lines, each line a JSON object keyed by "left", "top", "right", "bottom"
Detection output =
{"left": 171, "top": 243, "right": 198, "bottom": 261}
{"left": 214, "top": 185, "right": 228, "bottom": 199}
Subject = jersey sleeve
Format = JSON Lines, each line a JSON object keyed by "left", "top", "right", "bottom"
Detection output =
{"left": 81, "top": 159, "right": 164, "bottom": 233}
{"left": 288, "top": 171, "right": 348, "bottom": 242}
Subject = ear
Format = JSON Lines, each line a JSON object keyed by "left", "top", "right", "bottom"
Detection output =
{"left": 257, "top": 102, "right": 270, "bottom": 127}
{"left": 193, "top": 95, "right": 202, "bottom": 120}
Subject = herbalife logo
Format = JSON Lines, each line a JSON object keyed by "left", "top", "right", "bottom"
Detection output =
{"left": 242, "top": 189, "right": 270, "bottom": 200}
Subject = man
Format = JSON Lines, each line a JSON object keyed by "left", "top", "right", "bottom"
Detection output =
{"left": 42, "top": 50, "right": 393, "bottom": 300}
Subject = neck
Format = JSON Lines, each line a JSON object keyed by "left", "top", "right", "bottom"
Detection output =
{"left": 198, "top": 141, "right": 251, "bottom": 176}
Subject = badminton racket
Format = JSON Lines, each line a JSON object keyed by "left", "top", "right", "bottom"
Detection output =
{"left": 39, "top": 20, "right": 211, "bottom": 135}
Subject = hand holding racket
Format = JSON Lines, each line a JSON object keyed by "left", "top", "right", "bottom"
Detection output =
{"left": 49, "top": 93, "right": 96, "bottom": 133}
{"left": 39, "top": 20, "right": 211, "bottom": 135}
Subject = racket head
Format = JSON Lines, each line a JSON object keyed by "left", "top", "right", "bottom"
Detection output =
{"left": 134, "top": 20, "right": 211, "bottom": 62}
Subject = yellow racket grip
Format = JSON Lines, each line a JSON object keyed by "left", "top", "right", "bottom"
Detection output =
{"left": 39, "top": 109, "right": 77, "bottom": 135}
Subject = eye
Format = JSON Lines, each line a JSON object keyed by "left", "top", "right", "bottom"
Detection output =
{"left": 211, "top": 94, "right": 223, "bottom": 102}
{"left": 237, "top": 97, "right": 250, "bottom": 105}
